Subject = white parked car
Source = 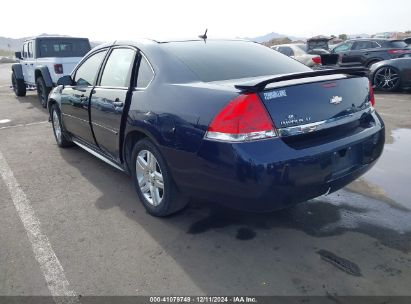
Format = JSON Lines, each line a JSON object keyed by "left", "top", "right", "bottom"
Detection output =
{"left": 11, "top": 36, "right": 91, "bottom": 107}
{"left": 271, "top": 44, "right": 322, "bottom": 67}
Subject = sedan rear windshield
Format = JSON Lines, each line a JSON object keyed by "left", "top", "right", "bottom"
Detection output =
{"left": 296, "top": 44, "right": 307, "bottom": 52}
{"left": 389, "top": 41, "right": 408, "bottom": 48}
{"left": 38, "top": 39, "right": 91, "bottom": 58}
{"left": 161, "top": 40, "right": 310, "bottom": 82}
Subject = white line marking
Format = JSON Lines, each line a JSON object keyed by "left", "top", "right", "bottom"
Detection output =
{"left": 0, "top": 150, "right": 79, "bottom": 304}
{"left": 0, "top": 120, "right": 48, "bottom": 131}
{"left": 0, "top": 119, "right": 11, "bottom": 124}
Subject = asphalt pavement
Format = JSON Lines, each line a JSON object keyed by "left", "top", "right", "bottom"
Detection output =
{"left": 1, "top": 63, "right": 411, "bottom": 299}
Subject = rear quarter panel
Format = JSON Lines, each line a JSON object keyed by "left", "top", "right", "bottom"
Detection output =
{"left": 370, "top": 58, "right": 411, "bottom": 86}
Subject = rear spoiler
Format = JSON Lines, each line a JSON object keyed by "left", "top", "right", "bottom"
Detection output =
{"left": 234, "top": 67, "right": 369, "bottom": 93}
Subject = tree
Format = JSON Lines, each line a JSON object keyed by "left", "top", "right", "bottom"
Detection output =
{"left": 338, "top": 34, "right": 348, "bottom": 41}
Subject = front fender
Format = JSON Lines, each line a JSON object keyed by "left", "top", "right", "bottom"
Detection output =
{"left": 11, "top": 64, "right": 24, "bottom": 79}
{"left": 47, "top": 87, "right": 63, "bottom": 112}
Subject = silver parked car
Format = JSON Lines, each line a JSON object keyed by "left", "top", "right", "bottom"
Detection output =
{"left": 271, "top": 44, "right": 322, "bottom": 67}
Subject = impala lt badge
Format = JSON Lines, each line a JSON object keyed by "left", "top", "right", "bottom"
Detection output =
{"left": 330, "top": 96, "right": 343, "bottom": 104}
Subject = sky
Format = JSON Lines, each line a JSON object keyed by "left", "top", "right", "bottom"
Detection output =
{"left": 1, "top": 0, "right": 410, "bottom": 41}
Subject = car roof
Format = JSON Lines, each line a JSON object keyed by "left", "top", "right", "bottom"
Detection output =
{"left": 153, "top": 37, "right": 249, "bottom": 43}
{"left": 90, "top": 38, "right": 256, "bottom": 53}
{"left": 346, "top": 38, "right": 402, "bottom": 42}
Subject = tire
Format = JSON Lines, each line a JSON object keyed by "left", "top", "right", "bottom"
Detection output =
{"left": 36, "top": 76, "right": 51, "bottom": 108}
{"left": 50, "top": 104, "right": 74, "bottom": 148}
{"left": 131, "top": 138, "right": 188, "bottom": 217}
{"left": 11, "top": 72, "right": 26, "bottom": 97}
{"left": 373, "top": 66, "right": 401, "bottom": 92}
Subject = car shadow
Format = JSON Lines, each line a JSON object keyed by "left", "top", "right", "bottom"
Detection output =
{"left": 374, "top": 88, "right": 411, "bottom": 95}
{"left": 14, "top": 91, "right": 46, "bottom": 112}
{"left": 58, "top": 146, "right": 411, "bottom": 294}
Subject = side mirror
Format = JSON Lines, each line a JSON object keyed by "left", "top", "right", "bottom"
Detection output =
{"left": 15, "top": 52, "right": 22, "bottom": 60}
{"left": 57, "top": 75, "right": 73, "bottom": 86}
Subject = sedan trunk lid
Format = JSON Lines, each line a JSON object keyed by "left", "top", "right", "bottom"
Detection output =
{"left": 258, "top": 75, "right": 371, "bottom": 131}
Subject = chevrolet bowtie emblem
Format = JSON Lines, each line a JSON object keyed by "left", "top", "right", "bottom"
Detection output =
{"left": 330, "top": 96, "right": 343, "bottom": 104}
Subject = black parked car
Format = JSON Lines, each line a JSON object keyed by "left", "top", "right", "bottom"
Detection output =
{"left": 48, "top": 39, "right": 384, "bottom": 217}
{"left": 331, "top": 38, "right": 411, "bottom": 67}
{"left": 369, "top": 57, "right": 411, "bottom": 91}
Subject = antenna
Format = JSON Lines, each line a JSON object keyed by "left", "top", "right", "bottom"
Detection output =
{"left": 199, "top": 29, "right": 208, "bottom": 41}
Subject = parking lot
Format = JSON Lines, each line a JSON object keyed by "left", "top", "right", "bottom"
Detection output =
{"left": 1, "top": 62, "right": 411, "bottom": 298}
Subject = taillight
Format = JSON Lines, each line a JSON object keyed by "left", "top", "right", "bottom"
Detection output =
{"left": 54, "top": 64, "right": 63, "bottom": 74}
{"left": 312, "top": 56, "right": 322, "bottom": 64}
{"left": 369, "top": 82, "right": 375, "bottom": 107}
{"left": 387, "top": 49, "right": 411, "bottom": 55}
{"left": 205, "top": 93, "right": 277, "bottom": 142}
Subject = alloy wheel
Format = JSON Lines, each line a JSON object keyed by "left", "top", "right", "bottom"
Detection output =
{"left": 52, "top": 109, "right": 62, "bottom": 143}
{"left": 374, "top": 67, "right": 400, "bottom": 90}
{"left": 37, "top": 82, "right": 46, "bottom": 105}
{"left": 135, "top": 150, "right": 165, "bottom": 206}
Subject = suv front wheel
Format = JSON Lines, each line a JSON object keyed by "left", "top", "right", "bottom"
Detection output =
{"left": 36, "top": 76, "right": 51, "bottom": 108}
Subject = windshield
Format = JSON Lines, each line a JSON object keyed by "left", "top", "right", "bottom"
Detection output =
{"left": 37, "top": 38, "right": 91, "bottom": 58}
{"left": 296, "top": 44, "right": 307, "bottom": 52}
{"left": 162, "top": 40, "right": 310, "bottom": 82}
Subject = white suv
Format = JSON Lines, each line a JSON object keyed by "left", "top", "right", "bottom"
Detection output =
{"left": 11, "top": 36, "right": 91, "bottom": 107}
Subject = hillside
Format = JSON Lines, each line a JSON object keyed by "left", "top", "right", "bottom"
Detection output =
{"left": 0, "top": 36, "right": 26, "bottom": 52}
{"left": 244, "top": 32, "right": 306, "bottom": 43}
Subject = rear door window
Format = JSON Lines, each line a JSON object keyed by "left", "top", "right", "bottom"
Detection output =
{"left": 352, "top": 41, "right": 370, "bottom": 50}
{"left": 100, "top": 48, "right": 136, "bottom": 87}
{"left": 369, "top": 41, "right": 381, "bottom": 49}
{"left": 27, "top": 42, "right": 33, "bottom": 58}
{"left": 23, "top": 43, "right": 28, "bottom": 58}
{"left": 333, "top": 42, "right": 353, "bottom": 53}
{"left": 353, "top": 41, "right": 380, "bottom": 50}
{"left": 74, "top": 51, "right": 107, "bottom": 86}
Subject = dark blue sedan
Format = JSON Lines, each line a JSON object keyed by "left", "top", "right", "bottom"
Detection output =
{"left": 48, "top": 39, "right": 385, "bottom": 216}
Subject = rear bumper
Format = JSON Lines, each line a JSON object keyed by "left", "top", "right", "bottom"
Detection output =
{"left": 165, "top": 112, "right": 385, "bottom": 211}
